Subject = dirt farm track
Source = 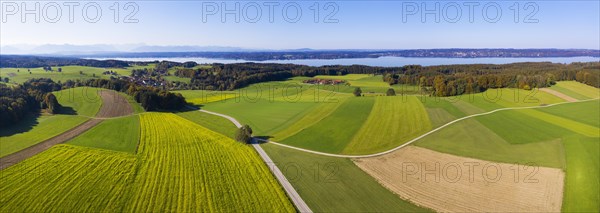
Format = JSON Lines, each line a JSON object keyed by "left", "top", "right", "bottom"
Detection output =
{"left": 0, "top": 90, "right": 134, "bottom": 170}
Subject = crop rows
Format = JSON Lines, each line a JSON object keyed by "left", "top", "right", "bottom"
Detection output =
{"left": 0, "top": 112, "right": 294, "bottom": 212}
{"left": 126, "top": 113, "right": 294, "bottom": 212}
{"left": 0, "top": 145, "right": 137, "bottom": 212}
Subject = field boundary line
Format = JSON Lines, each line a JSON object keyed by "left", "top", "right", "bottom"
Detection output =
{"left": 243, "top": 98, "right": 599, "bottom": 158}
{"left": 72, "top": 112, "right": 148, "bottom": 120}
{"left": 198, "top": 109, "right": 313, "bottom": 213}
{"left": 0, "top": 91, "right": 135, "bottom": 170}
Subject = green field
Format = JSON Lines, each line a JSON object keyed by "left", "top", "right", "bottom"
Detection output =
{"left": 262, "top": 143, "right": 431, "bottom": 212}
{"left": 422, "top": 88, "right": 567, "bottom": 113}
{"left": 54, "top": 87, "right": 104, "bottom": 116}
{"left": 280, "top": 97, "right": 375, "bottom": 153}
{"left": 271, "top": 100, "right": 346, "bottom": 141}
{"left": 313, "top": 74, "right": 373, "bottom": 80}
{"left": 561, "top": 135, "right": 600, "bottom": 212}
{"left": 0, "top": 66, "right": 132, "bottom": 84}
{"left": 414, "top": 117, "right": 566, "bottom": 168}
{"left": 118, "top": 92, "right": 145, "bottom": 114}
{"left": 344, "top": 96, "right": 431, "bottom": 154}
{"left": 175, "top": 110, "right": 238, "bottom": 139}
{"left": 129, "top": 113, "right": 294, "bottom": 212}
{"left": 0, "top": 115, "right": 88, "bottom": 157}
{"left": 163, "top": 75, "right": 191, "bottom": 84}
{"left": 67, "top": 115, "right": 141, "bottom": 153}
{"left": 415, "top": 99, "right": 599, "bottom": 212}
{"left": 0, "top": 144, "right": 139, "bottom": 212}
{"left": 202, "top": 97, "right": 318, "bottom": 136}
{"left": 0, "top": 87, "right": 103, "bottom": 157}
{"left": 551, "top": 81, "right": 600, "bottom": 100}
{"left": 539, "top": 100, "right": 600, "bottom": 127}
{"left": 0, "top": 113, "right": 295, "bottom": 212}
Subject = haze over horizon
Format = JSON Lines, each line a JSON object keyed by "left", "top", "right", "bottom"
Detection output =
{"left": 1, "top": 1, "right": 599, "bottom": 52}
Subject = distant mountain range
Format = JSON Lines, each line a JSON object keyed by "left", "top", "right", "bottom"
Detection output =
{"left": 0, "top": 44, "right": 302, "bottom": 55}
{"left": 1, "top": 44, "right": 598, "bottom": 60}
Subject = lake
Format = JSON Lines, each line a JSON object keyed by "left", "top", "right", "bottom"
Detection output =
{"left": 91, "top": 56, "right": 600, "bottom": 67}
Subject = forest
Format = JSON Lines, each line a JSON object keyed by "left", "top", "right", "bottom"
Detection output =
{"left": 0, "top": 79, "right": 62, "bottom": 127}
{"left": 0, "top": 78, "right": 186, "bottom": 127}
{"left": 0, "top": 55, "right": 131, "bottom": 68}
{"left": 174, "top": 62, "right": 599, "bottom": 96}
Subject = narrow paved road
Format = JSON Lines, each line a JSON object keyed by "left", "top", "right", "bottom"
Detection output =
{"left": 255, "top": 98, "right": 598, "bottom": 159}
{"left": 199, "top": 110, "right": 312, "bottom": 213}
{"left": 0, "top": 90, "right": 134, "bottom": 170}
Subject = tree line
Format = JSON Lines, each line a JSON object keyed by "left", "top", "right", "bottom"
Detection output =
{"left": 1, "top": 78, "right": 186, "bottom": 127}
{"left": 0, "top": 55, "right": 132, "bottom": 68}
{"left": 62, "top": 78, "right": 186, "bottom": 111}
{"left": 382, "top": 62, "right": 599, "bottom": 96}
{"left": 0, "top": 78, "right": 63, "bottom": 127}
{"left": 171, "top": 62, "right": 599, "bottom": 96}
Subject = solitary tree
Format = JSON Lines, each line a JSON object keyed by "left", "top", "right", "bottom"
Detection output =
{"left": 386, "top": 88, "right": 396, "bottom": 96}
{"left": 235, "top": 125, "right": 253, "bottom": 144}
{"left": 353, "top": 87, "right": 362, "bottom": 97}
{"left": 3, "top": 77, "right": 9, "bottom": 83}
{"left": 44, "top": 93, "right": 61, "bottom": 114}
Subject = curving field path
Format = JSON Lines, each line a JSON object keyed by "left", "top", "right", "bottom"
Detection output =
{"left": 255, "top": 98, "right": 598, "bottom": 158}
{"left": 0, "top": 90, "right": 133, "bottom": 170}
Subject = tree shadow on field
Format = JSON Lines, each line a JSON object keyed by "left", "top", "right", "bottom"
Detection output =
{"left": 0, "top": 113, "right": 40, "bottom": 137}
{"left": 171, "top": 105, "right": 205, "bottom": 114}
{"left": 57, "top": 106, "right": 77, "bottom": 115}
{"left": 253, "top": 136, "right": 272, "bottom": 144}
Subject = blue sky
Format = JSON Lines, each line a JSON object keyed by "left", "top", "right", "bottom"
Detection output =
{"left": 1, "top": 0, "right": 599, "bottom": 49}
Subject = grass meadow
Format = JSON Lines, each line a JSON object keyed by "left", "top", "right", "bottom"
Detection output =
{"left": 67, "top": 115, "right": 141, "bottom": 153}
{"left": 0, "top": 87, "right": 103, "bottom": 157}
{"left": 262, "top": 143, "right": 432, "bottom": 212}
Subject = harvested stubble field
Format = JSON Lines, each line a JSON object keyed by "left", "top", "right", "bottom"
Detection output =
{"left": 354, "top": 146, "right": 564, "bottom": 212}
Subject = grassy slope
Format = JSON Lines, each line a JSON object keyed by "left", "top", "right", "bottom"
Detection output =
{"left": 280, "top": 97, "right": 375, "bottom": 153}
{"left": 54, "top": 87, "right": 104, "bottom": 116}
{"left": 262, "top": 143, "right": 431, "bottom": 212}
{"left": 417, "top": 99, "right": 599, "bottom": 212}
{"left": 314, "top": 74, "right": 373, "bottom": 80}
{"left": 0, "top": 87, "right": 103, "bottom": 157}
{"left": 0, "top": 66, "right": 132, "bottom": 84}
{"left": 271, "top": 100, "right": 346, "bottom": 141}
{"left": 175, "top": 110, "right": 238, "bottom": 139}
{"left": 552, "top": 81, "right": 600, "bottom": 99}
{"left": 344, "top": 96, "right": 431, "bottom": 154}
{"left": 432, "top": 88, "right": 566, "bottom": 112}
{"left": 414, "top": 118, "right": 566, "bottom": 168}
{"left": 0, "top": 115, "right": 88, "bottom": 157}
{"left": 562, "top": 135, "right": 600, "bottom": 212}
{"left": 67, "top": 115, "right": 141, "bottom": 153}
{"left": 539, "top": 100, "right": 600, "bottom": 127}
{"left": 118, "top": 92, "right": 145, "bottom": 114}
{"left": 202, "top": 98, "right": 317, "bottom": 136}
{"left": 474, "top": 110, "right": 579, "bottom": 145}
{"left": 179, "top": 81, "right": 350, "bottom": 137}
